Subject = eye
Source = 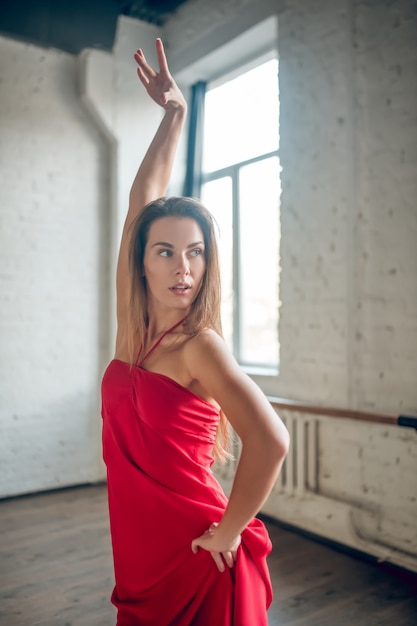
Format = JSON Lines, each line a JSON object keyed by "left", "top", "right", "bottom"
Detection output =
{"left": 190, "top": 248, "right": 203, "bottom": 257}
{"left": 159, "top": 249, "right": 173, "bottom": 257}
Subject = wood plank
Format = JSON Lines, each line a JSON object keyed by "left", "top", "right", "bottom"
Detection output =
{"left": 0, "top": 485, "right": 415, "bottom": 625}
{"left": 266, "top": 521, "right": 417, "bottom": 626}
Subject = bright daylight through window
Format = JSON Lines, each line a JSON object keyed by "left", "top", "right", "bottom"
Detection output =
{"left": 201, "top": 57, "right": 280, "bottom": 369}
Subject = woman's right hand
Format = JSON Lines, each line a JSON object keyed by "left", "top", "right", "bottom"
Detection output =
{"left": 134, "top": 38, "right": 187, "bottom": 112}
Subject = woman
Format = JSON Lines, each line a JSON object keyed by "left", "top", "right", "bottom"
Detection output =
{"left": 101, "top": 38, "right": 290, "bottom": 626}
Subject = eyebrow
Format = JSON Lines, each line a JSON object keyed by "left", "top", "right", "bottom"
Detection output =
{"left": 151, "top": 241, "right": 204, "bottom": 249}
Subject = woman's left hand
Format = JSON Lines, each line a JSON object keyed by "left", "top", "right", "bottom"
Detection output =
{"left": 191, "top": 522, "right": 241, "bottom": 573}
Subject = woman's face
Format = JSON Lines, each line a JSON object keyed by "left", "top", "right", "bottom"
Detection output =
{"left": 143, "top": 216, "right": 206, "bottom": 316}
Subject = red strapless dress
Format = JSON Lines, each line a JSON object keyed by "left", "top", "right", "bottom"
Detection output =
{"left": 101, "top": 328, "right": 273, "bottom": 625}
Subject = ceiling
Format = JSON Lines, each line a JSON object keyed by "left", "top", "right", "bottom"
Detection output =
{"left": 0, "top": 0, "right": 189, "bottom": 54}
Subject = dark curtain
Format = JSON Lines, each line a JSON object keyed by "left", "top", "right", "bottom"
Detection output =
{"left": 183, "top": 80, "right": 206, "bottom": 199}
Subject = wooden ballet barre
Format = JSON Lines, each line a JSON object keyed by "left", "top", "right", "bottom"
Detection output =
{"left": 267, "top": 397, "right": 417, "bottom": 430}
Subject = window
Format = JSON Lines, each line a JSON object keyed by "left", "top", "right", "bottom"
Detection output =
{"left": 200, "top": 57, "right": 281, "bottom": 370}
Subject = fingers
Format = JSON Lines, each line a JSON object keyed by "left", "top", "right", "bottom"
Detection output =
{"left": 133, "top": 39, "right": 187, "bottom": 111}
{"left": 221, "top": 550, "right": 235, "bottom": 569}
{"left": 191, "top": 536, "right": 239, "bottom": 573}
{"left": 134, "top": 48, "right": 157, "bottom": 83}
{"left": 134, "top": 39, "right": 169, "bottom": 81}
{"left": 136, "top": 65, "right": 149, "bottom": 88}
{"left": 155, "top": 38, "right": 170, "bottom": 75}
{"left": 134, "top": 44, "right": 171, "bottom": 107}
{"left": 210, "top": 549, "right": 237, "bottom": 573}
{"left": 210, "top": 551, "right": 226, "bottom": 573}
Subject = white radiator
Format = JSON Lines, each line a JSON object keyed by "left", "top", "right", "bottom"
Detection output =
{"left": 215, "top": 408, "right": 417, "bottom": 573}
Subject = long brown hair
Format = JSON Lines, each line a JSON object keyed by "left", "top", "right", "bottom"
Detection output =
{"left": 127, "top": 196, "right": 230, "bottom": 462}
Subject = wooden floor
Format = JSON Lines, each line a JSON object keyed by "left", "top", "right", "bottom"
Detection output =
{"left": 0, "top": 485, "right": 415, "bottom": 626}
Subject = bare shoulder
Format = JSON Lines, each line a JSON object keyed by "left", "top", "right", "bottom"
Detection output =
{"left": 183, "top": 329, "right": 239, "bottom": 376}
{"left": 183, "top": 328, "right": 255, "bottom": 400}
{"left": 185, "top": 328, "right": 226, "bottom": 353}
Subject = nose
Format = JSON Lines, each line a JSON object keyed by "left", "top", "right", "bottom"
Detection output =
{"left": 176, "top": 253, "right": 190, "bottom": 276}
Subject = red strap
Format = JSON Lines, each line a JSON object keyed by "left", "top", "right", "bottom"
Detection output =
{"left": 137, "top": 316, "right": 187, "bottom": 366}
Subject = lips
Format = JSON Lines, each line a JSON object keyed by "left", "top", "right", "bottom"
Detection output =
{"left": 170, "top": 283, "right": 191, "bottom": 295}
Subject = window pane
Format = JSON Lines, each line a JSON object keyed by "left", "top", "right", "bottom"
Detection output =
{"left": 203, "top": 59, "right": 279, "bottom": 172}
{"left": 239, "top": 157, "right": 280, "bottom": 366}
{"left": 201, "top": 177, "right": 233, "bottom": 348}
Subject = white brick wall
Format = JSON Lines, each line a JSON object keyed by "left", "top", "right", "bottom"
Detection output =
{"left": 275, "top": 0, "right": 354, "bottom": 405}
{"left": 0, "top": 37, "right": 110, "bottom": 497}
{"left": 353, "top": 1, "right": 417, "bottom": 412}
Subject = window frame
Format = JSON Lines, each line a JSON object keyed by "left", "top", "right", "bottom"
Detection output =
{"left": 201, "top": 149, "right": 280, "bottom": 370}
{"left": 200, "top": 53, "right": 280, "bottom": 373}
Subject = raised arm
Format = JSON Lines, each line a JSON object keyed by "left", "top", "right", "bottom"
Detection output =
{"left": 116, "top": 39, "right": 187, "bottom": 332}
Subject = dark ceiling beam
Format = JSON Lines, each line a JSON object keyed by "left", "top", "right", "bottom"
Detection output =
{"left": 116, "top": 0, "right": 188, "bottom": 26}
{"left": 0, "top": 0, "right": 188, "bottom": 54}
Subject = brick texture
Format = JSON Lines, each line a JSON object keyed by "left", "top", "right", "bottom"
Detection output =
{"left": 0, "top": 37, "right": 110, "bottom": 497}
